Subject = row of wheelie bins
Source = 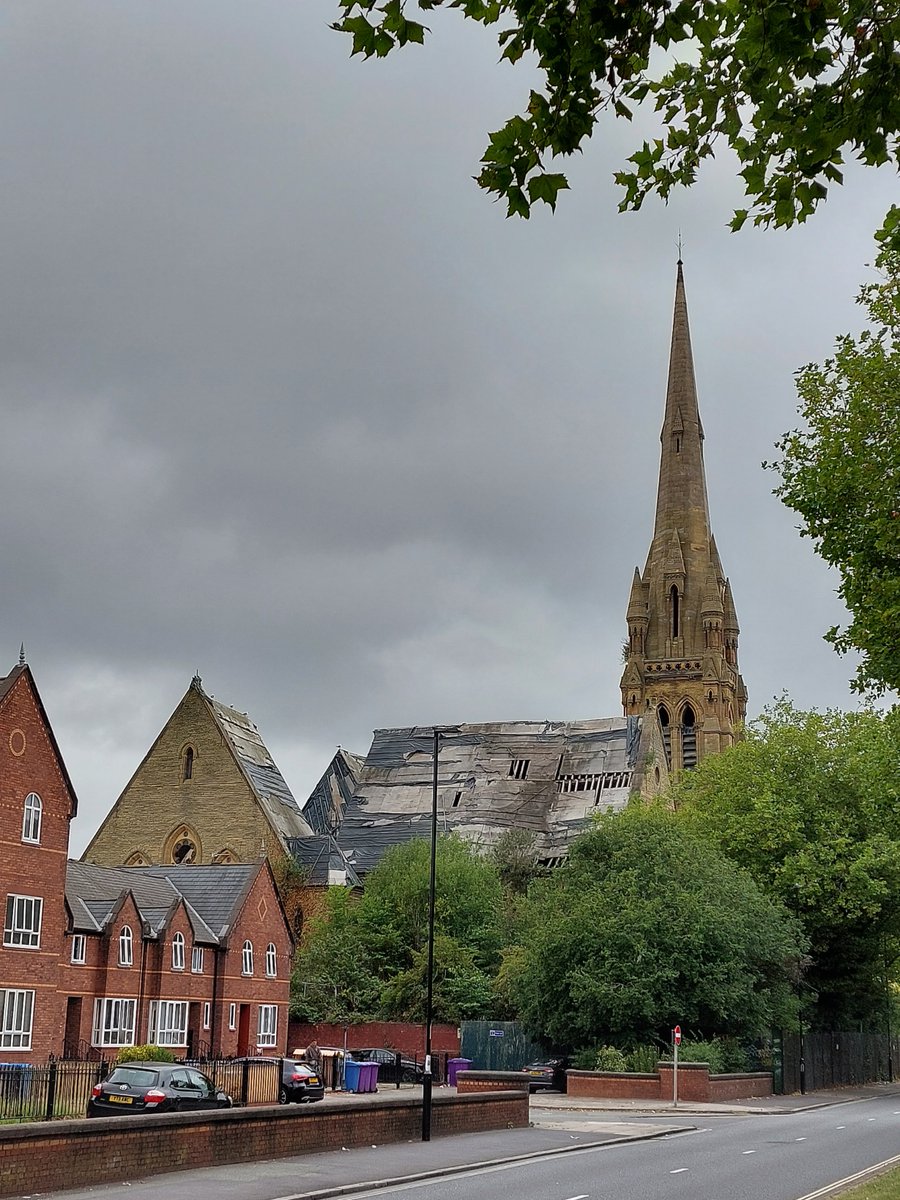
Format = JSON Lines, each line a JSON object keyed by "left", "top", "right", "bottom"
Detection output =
{"left": 341, "top": 1057, "right": 473, "bottom": 1093}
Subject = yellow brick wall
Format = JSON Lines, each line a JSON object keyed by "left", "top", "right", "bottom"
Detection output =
{"left": 83, "top": 686, "right": 283, "bottom": 866}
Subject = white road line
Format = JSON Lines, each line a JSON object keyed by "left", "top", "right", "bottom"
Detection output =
{"left": 868, "top": 1117, "right": 876, "bottom": 1121}
{"left": 792, "top": 1151, "right": 900, "bottom": 1200}
{"left": 835, "top": 1126, "right": 845, "bottom": 1130}
{"left": 796, "top": 1137, "right": 807, "bottom": 1141}
{"left": 742, "top": 1150, "right": 756, "bottom": 1155}
{"left": 563, "top": 1195, "right": 589, "bottom": 1199}
{"left": 670, "top": 1168, "right": 689, "bottom": 1174}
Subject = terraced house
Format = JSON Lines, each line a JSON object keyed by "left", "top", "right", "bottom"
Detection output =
{"left": 0, "top": 658, "right": 292, "bottom": 1063}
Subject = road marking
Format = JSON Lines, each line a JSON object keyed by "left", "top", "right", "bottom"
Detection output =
{"left": 868, "top": 1117, "right": 876, "bottom": 1121}
{"left": 670, "top": 1168, "right": 689, "bottom": 1174}
{"left": 792, "top": 1152, "right": 900, "bottom": 1199}
{"left": 563, "top": 1195, "right": 589, "bottom": 1199}
{"left": 743, "top": 1150, "right": 756, "bottom": 1154}
{"left": 835, "top": 1126, "right": 845, "bottom": 1129}
{"left": 796, "top": 1137, "right": 807, "bottom": 1141}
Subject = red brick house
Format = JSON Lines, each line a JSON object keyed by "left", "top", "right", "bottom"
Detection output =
{"left": 0, "top": 658, "right": 293, "bottom": 1063}
{"left": 60, "top": 861, "right": 293, "bottom": 1059}
{"left": 0, "top": 661, "right": 77, "bottom": 1060}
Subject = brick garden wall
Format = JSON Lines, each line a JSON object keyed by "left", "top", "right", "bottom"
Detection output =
{"left": 0, "top": 1091, "right": 529, "bottom": 1197}
{"left": 566, "top": 1064, "right": 773, "bottom": 1103}
{"left": 288, "top": 1020, "right": 461, "bottom": 1057}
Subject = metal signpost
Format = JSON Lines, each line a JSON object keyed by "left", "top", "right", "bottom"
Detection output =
{"left": 672, "top": 1024, "right": 681, "bottom": 1108}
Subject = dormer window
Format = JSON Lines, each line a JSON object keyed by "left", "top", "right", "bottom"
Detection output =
{"left": 182, "top": 747, "right": 194, "bottom": 782}
{"left": 21, "top": 793, "right": 42, "bottom": 844}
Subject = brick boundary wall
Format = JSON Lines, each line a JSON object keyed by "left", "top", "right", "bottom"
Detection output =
{"left": 456, "top": 1071, "right": 532, "bottom": 1093}
{"left": 288, "top": 1021, "right": 461, "bottom": 1057}
{"left": 567, "top": 1064, "right": 773, "bottom": 1103}
{"left": 0, "top": 1091, "right": 529, "bottom": 1198}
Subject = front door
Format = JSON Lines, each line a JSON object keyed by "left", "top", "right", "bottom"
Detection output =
{"left": 63, "top": 997, "right": 82, "bottom": 1058}
{"left": 237, "top": 1004, "right": 251, "bottom": 1057}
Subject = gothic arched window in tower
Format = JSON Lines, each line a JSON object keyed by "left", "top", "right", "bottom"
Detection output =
{"left": 670, "top": 586, "right": 680, "bottom": 640}
{"left": 681, "top": 704, "right": 698, "bottom": 770}
{"left": 182, "top": 746, "right": 194, "bottom": 782}
{"left": 658, "top": 705, "right": 672, "bottom": 768}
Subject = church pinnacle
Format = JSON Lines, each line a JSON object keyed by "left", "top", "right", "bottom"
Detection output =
{"left": 620, "top": 261, "right": 747, "bottom": 772}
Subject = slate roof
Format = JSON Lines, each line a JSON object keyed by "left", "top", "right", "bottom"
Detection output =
{"left": 302, "top": 749, "right": 365, "bottom": 837}
{"left": 322, "top": 716, "right": 648, "bottom": 876}
{"left": 203, "top": 689, "right": 314, "bottom": 843}
{"left": 284, "top": 835, "right": 361, "bottom": 888}
{"left": 65, "top": 860, "right": 259, "bottom": 942}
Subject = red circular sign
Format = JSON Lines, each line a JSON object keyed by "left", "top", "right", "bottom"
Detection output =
{"left": 674, "top": 1025, "right": 682, "bottom": 1045}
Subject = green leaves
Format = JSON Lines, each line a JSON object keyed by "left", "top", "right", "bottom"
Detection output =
{"left": 333, "top": 0, "right": 900, "bottom": 221}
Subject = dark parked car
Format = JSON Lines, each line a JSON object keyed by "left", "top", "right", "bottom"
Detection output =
{"left": 88, "top": 1063, "right": 233, "bottom": 1117}
{"left": 521, "top": 1056, "right": 569, "bottom": 1092}
{"left": 350, "top": 1048, "right": 425, "bottom": 1083}
{"left": 230, "top": 1056, "right": 326, "bottom": 1104}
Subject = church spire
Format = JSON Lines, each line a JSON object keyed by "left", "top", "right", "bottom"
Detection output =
{"left": 621, "top": 260, "right": 746, "bottom": 770}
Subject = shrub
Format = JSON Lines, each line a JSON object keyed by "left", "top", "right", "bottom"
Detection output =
{"left": 674, "top": 1038, "right": 724, "bottom": 1073}
{"left": 624, "top": 1043, "right": 661, "bottom": 1073}
{"left": 594, "top": 1045, "right": 629, "bottom": 1072}
{"left": 571, "top": 1046, "right": 600, "bottom": 1070}
{"left": 116, "top": 1044, "right": 176, "bottom": 1063}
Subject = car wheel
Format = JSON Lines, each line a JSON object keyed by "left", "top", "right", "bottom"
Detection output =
{"left": 401, "top": 1069, "right": 416, "bottom": 1083}
{"left": 278, "top": 1086, "right": 290, "bottom": 1105}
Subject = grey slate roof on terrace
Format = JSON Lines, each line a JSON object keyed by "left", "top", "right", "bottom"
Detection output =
{"left": 317, "top": 716, "right": 646, "bottom": 877}
{"left": 206, "top": 693, "right": 314, "bottom": 842}
{"left": 65, "top": 860, "right": 258, "bottom": 942}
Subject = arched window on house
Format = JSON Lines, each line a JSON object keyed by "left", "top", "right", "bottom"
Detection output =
{"left": 265, "top": 943, "right": 277, "bottom": 978}
{"left": 119, "top": 926, "right": 133, "bottom": 967}
{"left": 22, "top": 793, "right": 42, "bottom": 844}
{"left": 172, "top": 932, "right": 185, "bottom": 971}
{"left": 242, "top": 940, "right": 254, "bottom": 976}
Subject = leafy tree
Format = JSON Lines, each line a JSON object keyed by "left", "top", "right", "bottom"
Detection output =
{"left": 291, "top": 834, "right": 505, "bottom": 1023}
{"left": 673, "top": 701, "right": 900, "bottom": 1025}
{"left": 772, "top": 227, "right": 900, "bottom": 697}
{"left": 332, "top": 0, "right": 900, "bottom": 221}
{"left": 503, "top": 806, "right": 803, "bottom": 1048}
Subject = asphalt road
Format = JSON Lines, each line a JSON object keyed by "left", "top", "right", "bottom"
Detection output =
{"left": 22, "top": 1093, "right": 900, "bottom": 1200}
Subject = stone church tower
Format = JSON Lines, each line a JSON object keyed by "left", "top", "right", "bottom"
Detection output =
{"left": 620, "top": 261, "right": 747, "bottom": 772}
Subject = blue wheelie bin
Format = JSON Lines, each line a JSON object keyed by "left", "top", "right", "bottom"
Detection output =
{"left": 344, "top": 1058, "right": 363, "bottom": 1092}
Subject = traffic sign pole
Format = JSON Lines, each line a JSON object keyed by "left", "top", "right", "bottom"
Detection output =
{"left": 672, "top": 1025, "right": 681, "bottom": 1108}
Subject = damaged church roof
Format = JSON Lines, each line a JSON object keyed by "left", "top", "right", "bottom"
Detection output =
{"left": 305, "top": 715, "right": 652, "bottom": 877}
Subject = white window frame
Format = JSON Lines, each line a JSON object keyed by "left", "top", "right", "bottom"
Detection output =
{"left": 203, "top": 1002, "right": 211, "bottom": 1030}
{"left": 191, "top": 945, "right": 203, "bottom": 974}
{"left": 118, "top": 925, "right": 133, "bottom": 967}
{"left": 21, "top": 793, "right": 42, "bottom": 844}
{"left": 92, "top": 997, "right": 137, "bottom": 1047}
{"left": 242, "top": 940, "right": 254, "bottom": 976}
{"left": 265, "top": 943, "right": 277, "bottom": 978}
{"left": 228, "top": 1003, "right": 237, "bottom": 1030}
{"left": 4, "top": 895, "right": 43, "bottom": 948}
{"left": 257, "top": 1004, "right": 277, "bottom": 1048}
{"left": 171, "top": 931, "right": 185, "bottom": 971}
{"left": 70, "top": 934, "right": 86, "bottom": 964}
{"left": 148, "top": 1000, "right": 189, "bottom": 1047}
{"left": 0, "top": 989, "right": 34, "bottom": 1049}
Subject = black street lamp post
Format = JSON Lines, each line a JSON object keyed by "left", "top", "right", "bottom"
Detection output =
{"left": 422, "top": 725, "right": 459, "bottom": 1143}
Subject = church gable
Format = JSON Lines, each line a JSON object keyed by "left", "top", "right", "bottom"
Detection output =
{"left": 83, "top": 678, "right": 279, "bottom": 866}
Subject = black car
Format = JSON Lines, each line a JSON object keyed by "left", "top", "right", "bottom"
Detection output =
{"left": 521, "top": 1056, "right": 569, "bottom": 1092}
{"left": 88, "top": 1062, "right": 233, "bottom": 1117}
{"left": 277, "top": 1058, "right": 326, "bottom": 1103}
{"left": 350, "top": 1047, "right": 425, "bottom": 1083}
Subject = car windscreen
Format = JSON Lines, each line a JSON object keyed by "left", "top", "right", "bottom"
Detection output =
{"left": 106, "top": 1068, "right": 160, "bottom": 1087}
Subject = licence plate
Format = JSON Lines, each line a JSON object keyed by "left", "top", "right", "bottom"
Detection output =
{"left": 107, "top": 1094, "right": 134, "bottom": 1104}
{"left": 307, "top": 1077, "right": 319, "bottom": 1085}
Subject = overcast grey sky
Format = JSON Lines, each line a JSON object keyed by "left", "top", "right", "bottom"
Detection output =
{"left": 1, "top": 2, "right": 894, "bottom": 855}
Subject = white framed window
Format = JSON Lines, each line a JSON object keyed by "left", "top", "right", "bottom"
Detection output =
{"left": 118, "top": 925, "right": 133, "bottom": 966}
{"left": 92, "top": 997, "right": 136, "bottom": 1047}
{"left": 228, "top": 1003, "right": 237, "bottom": 1030}
{"left": 21, "top": 793, "right": 42, "bottom": 844}
{"left": 148, "top": 1000, "right": 188, "bottom": 1047}
{"left": 191, "top": 945, "right": 203, "bottom": 973}
{"left": 265, "top": 942, "right": 277, "bottom": 978}
{"left": 171, "top": 932, "right": 185, "bottom": 971}
{"left": 70, "top": 934, "right": 86, "bottom": 964}
{"left": 257, "top": 1004, "right": 277, "bottom": 1048}
{"left": 4, "top": 895, "right": 42, "bottom": 948}
{"left": 203, "top": 1002, "right": 211, "bottom": 1030}
{"left": 241, "top": 940, "right": 254, "bottom": 976}
{"left": 0, "top": 989, "right": 34, "bottom": 1049}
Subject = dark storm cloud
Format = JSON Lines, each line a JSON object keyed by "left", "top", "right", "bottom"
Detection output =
{"left": 0, "top": 1, "right": 892, "bottom": 851}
